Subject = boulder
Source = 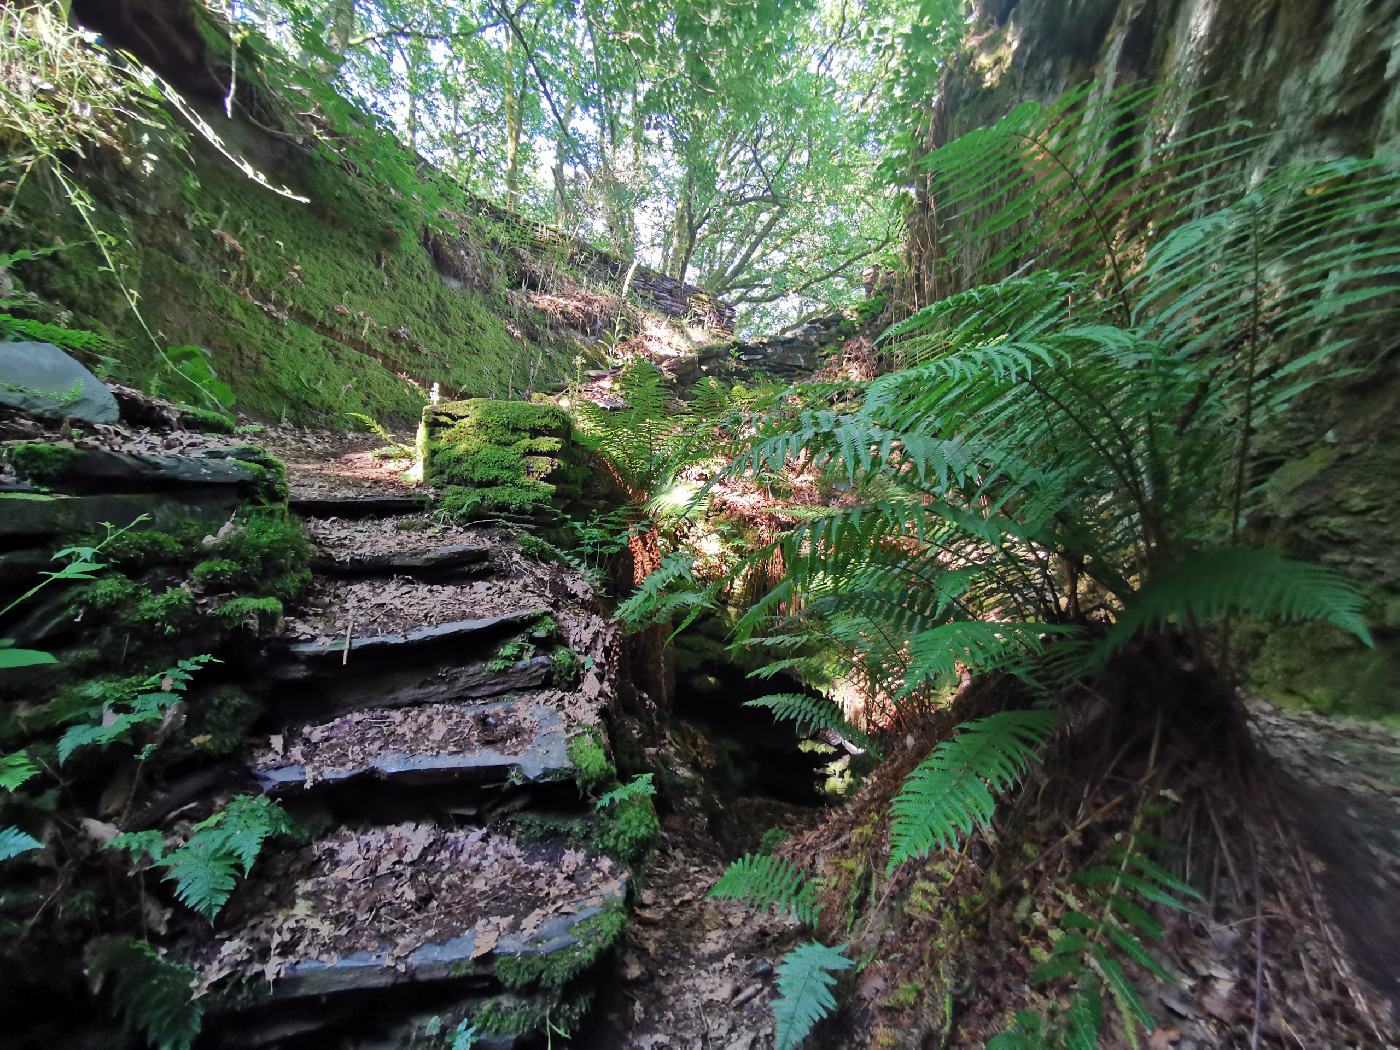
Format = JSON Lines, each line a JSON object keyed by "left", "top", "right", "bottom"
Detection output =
{"left": 0, "top": 343, "right": 119, "bottom": 424}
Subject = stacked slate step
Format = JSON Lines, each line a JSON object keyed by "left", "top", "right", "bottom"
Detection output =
{"left": 193, "top": 468, "right": 629, "bottom": 1047}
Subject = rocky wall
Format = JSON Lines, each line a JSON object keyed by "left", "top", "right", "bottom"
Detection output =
{"left": 904, "top": 0, "right": 1400, "bottom": 718}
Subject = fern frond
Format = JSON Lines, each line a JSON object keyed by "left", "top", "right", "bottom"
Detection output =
{"left": 744, "top": 693, "right": 878, "bottom": 754}
{"left": 709, "top": 853, "right": 823, "bottom": 925}
{"left": 0, "top": 749, "right": 38, "bottom": 791}
{"left": 88, "top": 938, "right": 202, "bottom": 1050}
{"left": 1101, "top": 545, "right": 1372, "bottom": 657}
{"left": 0, "top": 825, "right": 42, "bottom": 861}
{"left": 772, "top": 940, "right": 854, "bottom": 1050}
{"left": 901, "top": 622, "right": 1077, "bottom": 697}
{"left": 187, "top": 794, "right": 296, "bottom": 873}
{"left": 887, "top": 710, "right": 1055, "bottom": 873}
{"left": 594, "top": 773, "right": 656, "bottom": 811}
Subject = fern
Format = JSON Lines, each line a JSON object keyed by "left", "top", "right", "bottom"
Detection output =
{"left": 613, "top": 551, "right": 718, "bottom": 635}
{"left": 58, "top": 655, "right": 217, "bottom": 765}
{"left": 594, "top": 773, "right": 656, "bottom": 811}
{"left": 109, "top": 795, "right": 295, "bottom": 920}
{"left": 744, "top": 693, "right": 879, "bottom": 755}
{"left": 900, "top": 622, "right": 1077, "bottom": 698}
{"left": 88, "top": 939, "right": 203, "bottom": 1050}
{"left": 0, "top": 825, "right": 42, "bottom": 861}
{"left": 1100, "top": 546, "right": 1373, "bottom": 655}
{"left": 1013, "top": 845, "right": 1202, "bottom": 1048}
{"left": 887, "top": 710, "right": 1055, "bottom": 873}
{"left": 0, "top": 748, "right": 38, "bottom": 791}
{"left": 771, "top": 940, "right": 854, "bottom": 1050}
{"left": 709, "top": 853, "right": 824, "bottom": 926}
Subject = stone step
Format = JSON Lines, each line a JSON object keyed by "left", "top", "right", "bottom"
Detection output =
{"left": 310, "top": 542, "right": 491, "bottom": 577}
{"left": 251, "top": 696, "right": 571, "bottom": 793}
{"left": 267, "top": 652, "right": 556, "bottom": 726}
{"left": 197, "top": 824, "right": 628, "bottom": 1043}
{"left": 270, "top": 609, "right": 545, "bottom": 676}
{"left": 290, "top": 493, "right": 430, "bottom": 518}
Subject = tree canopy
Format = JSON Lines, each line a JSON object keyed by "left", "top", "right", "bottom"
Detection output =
{"left": 231, "top": 0, "right": 961, "bottom": 330}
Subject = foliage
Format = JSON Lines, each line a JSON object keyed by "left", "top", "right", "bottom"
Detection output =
{"left": 0, "top": 824, "right": 42, "bottom": 862}
{"left": 771, "top": 940, "right": 855, "bottom": 1050}
{"left": 743, "top": 693, "right": 878, "bottom": 754}
{"left": 109, "top": 794, "right": 296, "bottom": 920}
{"left": 57, "top": 655, "right": 217, "bottom": 765}
{"left": 87, "top": 938, "right": 203, "bottom": 1050}
{"left": 991, "top": 840, "right": 1204, "bottom": 1048}
{"left": 613, "top": 551, "right": 718, "bottom": 635}
{"left": 709, "top": 852, "right": 823, "bottom": 926}
{"left": 594, "top": 772, "right": 656, "bottom": 811}
{"left": 886, "top": 710, "right": 1055, "bottom": 873}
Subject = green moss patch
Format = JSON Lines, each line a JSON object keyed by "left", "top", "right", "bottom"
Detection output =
{"left": 493, "top": 900, "right": 627, "bottom": 993}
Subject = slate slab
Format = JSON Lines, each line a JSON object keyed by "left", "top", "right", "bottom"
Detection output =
{"left": 289, "top": 493, "right": 429, "bottom": 518}
{"left": 311, "top": 542, "right": 490, "bottom": 577}
{"left": 268, "top": 890, "right": 626, "bottom": 1001}
{"left": 252, "top": 700, "right": 570, "bottom": 792}
{"left": 274, "top": 609, "right": 543, "bottom": 664}
{"left": 0, "top": 489, "right": 241, "bottom": 544}
{"left": 267, "top": 654, "right": 554, "bottom": 722}
{"left": 0, "top": 342, "right": 119, "bottom": 423}
{"left": 9, "top": 447, "right": 257, "bottom": 491}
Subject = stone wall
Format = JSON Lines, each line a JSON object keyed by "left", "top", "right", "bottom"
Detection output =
{"left": 903, "top": 0, "right": 1400, "bottom": 717}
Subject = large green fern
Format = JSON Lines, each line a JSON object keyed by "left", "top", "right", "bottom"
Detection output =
{"left": 88, "top": 939, "right": 203, "bottom": 1050}
{"left": 109, "top": 794, "right": 295, "bottom": 920}
{"left": 709, "top": 853, "right": 824, "bottom": 926}
{"left": 887, "top": 710, "right": 1055, "bottom": 872}
{"left": 772, "top": 940, "right": 854, "bottom": 1050}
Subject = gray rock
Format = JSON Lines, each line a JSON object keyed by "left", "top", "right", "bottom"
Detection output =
{"left": 252, "top": 700, "right": 570, "bottom": 792}
{"left": 0, "top": 489, "right": 241, "bottom": 543}
{"left": 311, "top": 542, "right": 490, "bottom": 577}
{"left": 9, "top": 447, "right": 258, "bottom": 491}
{"left": 0, "top": 343, "right": 119, "bottom": 424}
{"left": 267, "top": 653, "right": 553, "bottom": 724}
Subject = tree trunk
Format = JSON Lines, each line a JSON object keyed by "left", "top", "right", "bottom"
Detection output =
{"left": 503, "top": 33, "right": 523, "bottom": 210}
{"left": 324, "top": 0, "right": 355, "bottom": 75}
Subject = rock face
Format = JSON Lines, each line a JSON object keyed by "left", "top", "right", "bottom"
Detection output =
{"left": 904, "top": 0, "right": 1400, "bottom": 720}
{"left": 0, "top": 343, "right": 120, "bottom": 424}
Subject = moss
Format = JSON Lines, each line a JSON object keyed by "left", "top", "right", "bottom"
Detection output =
{"left": 567, "top": 728, "right": 615, "bottom": 793}
{"left": 487, "top": 637, "right": 537, "bottom": 673}
{"left": 5, "top": 443, "right": 81, "bottom": 486}
{"left": 474, "top": 991, "right": 592, "bottom": 1039}
{"left": 219, "top": 446, "right": 290, "bottom": 505}
{"left": 186, "top": 685, "right": 262, "bottom": 754}
{"left": 200, "top": 511, "right": 311, "bottom": 601}
{"left": 213, "top": 595, "right": 283, "bottom": 632}
{"left": 176, "top": 405, "right": 236, "bottom": 434}
{"left": 71, "top": 576, "right": 140, "bottom": 616}
{"left": 514, "top": 531, "right": 571, "bottom": 565}
{"left": 438, "top": 482, "right": 555, "bottom": 523}
{"left": 551, "top": 646, "right": 580, "bottom": 688}
{"left": 131, "top": 587, "right": 196, "bottom": 635}
{"left": 592, "top": 793, "right": 660, "bottom": 864}
{"left": 97, "top": 525, "right": 196, "bottom": 570}
{"left": 493, "top": 900, "right": 627, "bottom": 992}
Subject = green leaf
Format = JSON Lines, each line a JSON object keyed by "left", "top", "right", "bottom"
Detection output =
{"left": 0, "top": 646, "right": 58, "bottom": 669}
{"left": 772, "top": 941, "right": 854, "bottom": 1050}
{"left": 710, "top": 853, "right": 824, "bottom": 926}
{"left": 0, "top": 749, "right": 39, "bottom": 791}
{"left": 88, "top": 939, "right": 203, "bottom": 1050}
{"left": 0, "top": 825, "right": 43, "bottom": 861}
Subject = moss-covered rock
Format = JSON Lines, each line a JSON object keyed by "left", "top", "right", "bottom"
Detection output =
{"left": 493, "top": 899, "right": 627, "bottom": 993}
{"left": 424, "top": 398, "right": 587, "bottom": 526}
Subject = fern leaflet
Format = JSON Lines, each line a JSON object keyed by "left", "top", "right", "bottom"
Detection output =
{"left": 772, "top": 940, "right": 854, "bottom": 1050}
{"left": 709, "top": 853, "right": 823, "bottom": 926}
{"left": 0, "top": 825, "right": 42, "bottom": 861}
{"left": 744, "top": 693, "right": 878, "bottom": 754}
{"left": 88, "top": 938, "right": 203, "bottom": 1050}
{"left": 595, "top": 773, "right": 656, "bottom": 811}
{"left": 887, "top": 710, "right": 1054, "bottom": 873}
